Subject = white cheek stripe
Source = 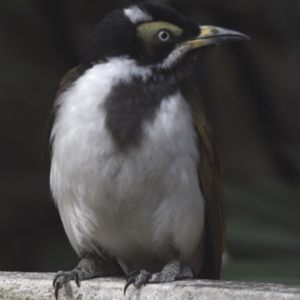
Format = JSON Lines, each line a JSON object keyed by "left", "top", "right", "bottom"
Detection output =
{"left": 124, "top": 6, "right": 152, "bottom": 24}
{"left": 157, "top": 45, "right": 191, "bottom": 70}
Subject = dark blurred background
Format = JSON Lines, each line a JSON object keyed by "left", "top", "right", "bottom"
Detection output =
{"left": 1, "top": 0, "right": 299, "bottom": 285}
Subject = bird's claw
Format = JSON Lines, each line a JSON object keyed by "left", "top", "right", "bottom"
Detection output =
{"left": 75, "top": 273, "right": 81, "bottom": 287}
{"left": 52, "top": 271, "right": 81, "bottom": 300}
{"left": 53, "top": 280, "right": 61, "bottom": 300}
{"left": 123, "top": 276, "right": 136, "bottom": 295}
{"left": 123, "top": 270, "right": 151, "bottom": 295}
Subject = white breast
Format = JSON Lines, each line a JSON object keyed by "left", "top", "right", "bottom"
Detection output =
{"left": 50, "top": 58, "right": 204, "bottom": 270}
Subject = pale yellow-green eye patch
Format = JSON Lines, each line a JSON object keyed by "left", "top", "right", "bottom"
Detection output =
{"left": 136, "top": 21, "right": 183, "bottom": 45}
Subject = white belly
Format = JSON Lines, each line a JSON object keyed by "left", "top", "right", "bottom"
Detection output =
{"left": 50, "top": 59, "right": 204, "bottom": 271}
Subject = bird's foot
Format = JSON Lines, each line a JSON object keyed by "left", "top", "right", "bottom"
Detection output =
{"left": 53, "top": 253, "right": 122, "bottom": 299}
{"left": 124, "top": 269, "right": 151, "bottom": 292}
{"left": 53, "top": 270, "right": 81, "bottom": 299}
{"left": 124, "top": 260, "right": 194, "bottom": 294}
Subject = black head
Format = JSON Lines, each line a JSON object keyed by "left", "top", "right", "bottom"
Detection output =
{"left": 82, "top": 3, "right": 249, "bottom": 78}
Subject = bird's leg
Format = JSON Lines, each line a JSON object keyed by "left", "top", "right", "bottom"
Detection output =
{"left": 53, "top": 252, "right": 122, "bottom": 299}
{"left": 124, "top": 260, "right": 194, "bottom": 294}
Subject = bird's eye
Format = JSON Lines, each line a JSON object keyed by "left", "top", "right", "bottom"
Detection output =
{"left": 158, "top": 30, "right": 170, "bottom": 42}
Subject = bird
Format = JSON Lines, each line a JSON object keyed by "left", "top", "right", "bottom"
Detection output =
{"left": 44, "top": 3, "right": 248, "bottom": 299}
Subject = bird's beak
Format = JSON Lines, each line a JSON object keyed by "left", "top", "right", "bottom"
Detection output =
{"left": 182, "top": 25, "right": 250, "bottom": 49}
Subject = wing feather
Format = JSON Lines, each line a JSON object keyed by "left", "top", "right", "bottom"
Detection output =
{"left": 181, "top": 80, "right": 226, "bottom": 279}
{"left": 43, "top": 65, "right": 86, "bottom": 152}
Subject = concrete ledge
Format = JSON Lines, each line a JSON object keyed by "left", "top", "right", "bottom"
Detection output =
{"left": 0, "top": 272, "right": 299, "bottom": 300}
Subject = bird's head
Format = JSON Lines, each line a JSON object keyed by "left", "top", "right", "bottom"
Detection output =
{"left": 82, "top": 3, "right": 249, "bottom": 82}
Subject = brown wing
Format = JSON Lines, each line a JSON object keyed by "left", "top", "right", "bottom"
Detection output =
{"left": 43, "top": 65, "right": 87, "bottom": 153}
{"left": 181, "top": 80, "right": 226, "bottom": 279}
